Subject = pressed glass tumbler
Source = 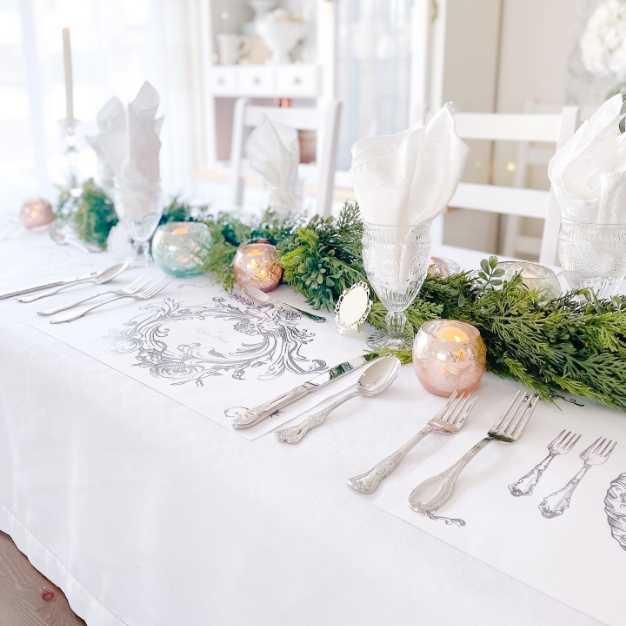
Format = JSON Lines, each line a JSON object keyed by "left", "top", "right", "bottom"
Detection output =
{"left": 558, "top": 220, "right": 626, "bottom": 298}
{"left": 114, "top": 184, "right": 162, "bottom": 266}
{"left": 362, "top": 220, "right": 432, "bottom": 349}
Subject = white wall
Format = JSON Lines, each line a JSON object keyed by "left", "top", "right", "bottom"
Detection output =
{"left": 440, "top": 0, "right": 502, "bottom": 253}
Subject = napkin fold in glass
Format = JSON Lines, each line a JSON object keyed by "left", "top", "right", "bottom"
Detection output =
{"left": 549, "top": 94, "right": 626, "bottom": 224}
{"left": 245, "top": 116, "right": 301, "bottom": 216}
{"left": 350, "top": 104, "right": 468, "bottom": 228}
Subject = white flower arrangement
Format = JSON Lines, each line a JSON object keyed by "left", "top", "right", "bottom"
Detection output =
{"left": 581, "top": 0, "right": 626, "bottom": 82}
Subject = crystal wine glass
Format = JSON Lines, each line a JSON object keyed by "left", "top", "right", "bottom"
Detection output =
{"left": 558, "top": 220, "right": 626, "bottom": 298}
{"left": 114, "top": 183, "right": 162, "bottom": 266}
{"left": 362, "top": 220, "right": 432, "bottom": 349}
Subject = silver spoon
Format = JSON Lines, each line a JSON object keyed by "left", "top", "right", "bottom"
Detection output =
{"left": 19, "top": 262, "right": 130, "bottom": 303}
{"left": 276, "top": 356, "right": 401, "bottom": 444}
{"left": 244, "top": 285, "right": 326, "bottom": 323}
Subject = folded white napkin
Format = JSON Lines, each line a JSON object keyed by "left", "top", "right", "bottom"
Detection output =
{"left": 86, "top": 96, "right": 126, "bottom": 192}
{"left": 245, "top": 117, "right": 300, "bottom": 215}
{"left": 87, "top": 82, "right": 162, "bottom": 199}
{"left": 351, "top": 104, "right": 468, "bottom": 226}
{"left": 123, "top": 81, "right": 162, "bottom": 190}
{"left": 549, "top": 94, "right": 626, "bottom": 223}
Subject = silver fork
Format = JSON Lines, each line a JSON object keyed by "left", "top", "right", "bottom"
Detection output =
{"left": 48, "top": 278, "right": 169, "bottom": 324}
{"left": 348, "top": 391, "right": 478, "bottom": 495}
{"left": 508, "top": 429, "right": 580, "bottom": 497}
{"left": 38, "top": 276, "right": 150, "bottom": 317}
{"left": 538, "top": 437, "right": 617, "bottom": 519}
{"left": 408, "top": 391, "right": 539, "bottom": 514}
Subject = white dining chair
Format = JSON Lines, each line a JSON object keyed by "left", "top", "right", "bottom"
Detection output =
{"left": 230, "top": 98, "right": 342, "bottom": 216}
{"left": 441, "top": 107, "right": 579, "bottom": 265}
{"left": 501, "top": 102, "right": 596, "bottom": 259}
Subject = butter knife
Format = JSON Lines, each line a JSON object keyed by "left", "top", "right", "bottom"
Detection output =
{"left": 0, "top": 271, "right": 99, "bottom": 301}
{"left": 226, "top": 353, "right": 377, "bottom": 430}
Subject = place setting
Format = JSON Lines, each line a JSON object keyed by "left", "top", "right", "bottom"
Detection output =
{"left": 5, "top": 6, "right": 626, "bottom": 625}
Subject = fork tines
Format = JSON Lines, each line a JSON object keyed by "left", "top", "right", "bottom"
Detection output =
{"left": 489, "top": 390, "right": 539, "bottom": 442}
{"left": 551, "top": 429, "right": 581, "bottom": 453}
{"left": 437, "top": 391, "right": 478, "bottom": 429}
{"left": 582, "top": 436, "right": 618, "bottom": 460}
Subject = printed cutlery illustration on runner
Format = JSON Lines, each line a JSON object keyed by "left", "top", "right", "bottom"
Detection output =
{"left": 539, "top": 437, "right": 617, "bottom": 519}
{"left": 508, "top": 429, "right": 581, "bottom": 497}
{"left": 605, "top": 473, "right": 626, "bottom": 552}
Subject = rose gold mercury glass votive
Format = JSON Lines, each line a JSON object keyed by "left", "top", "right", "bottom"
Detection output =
{"left": 232, "top": 241, "right": 283, "bottom": 293}
{"left": 412, "top": 319, "right": 486, "bottom": 397}
{"left": 20, "top": 197, "right": 54, "bottom": 229}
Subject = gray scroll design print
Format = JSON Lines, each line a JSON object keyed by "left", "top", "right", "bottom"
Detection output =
{"left": 114, "top": 295, "right": 327, "bottom": 386}
{"left": 605, "top": 473, "right": 626, "bottom": 552}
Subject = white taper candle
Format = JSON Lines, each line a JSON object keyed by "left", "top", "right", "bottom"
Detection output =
{"left": 62, "top": 27, "right": 74, "bottom": 121}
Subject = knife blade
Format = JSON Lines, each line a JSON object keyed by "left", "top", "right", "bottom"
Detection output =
{"left": 0, "top": 271, "right": 99, "bottom": 301}
{"left": 227, "top": 353, "right": 378, "bottom": 430}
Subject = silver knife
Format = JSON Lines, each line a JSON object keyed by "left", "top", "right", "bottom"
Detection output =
{"left": 0, "top": 271, "right": 99, "bottom": 301}
{"left": 226, "top": 353, "right": 378, "bottom": 430}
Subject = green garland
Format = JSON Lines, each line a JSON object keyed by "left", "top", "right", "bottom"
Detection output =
{"left": 56, "top": 182, "right": 626, "bottom": 410}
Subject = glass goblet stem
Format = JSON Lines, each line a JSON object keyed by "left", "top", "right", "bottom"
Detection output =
{"left": 385, "top": 310, "right": 407, "bottom": 341}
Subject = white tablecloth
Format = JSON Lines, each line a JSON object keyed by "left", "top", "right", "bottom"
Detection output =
{"left": 0, "top": 228, "right": 617, "bottom": 626}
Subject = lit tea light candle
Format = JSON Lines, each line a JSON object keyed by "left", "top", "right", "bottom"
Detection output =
{"left": 436, "top": 324, "right": 469, "bottom": 343}
{"left": 412, "top": 319, "right": 486, "bottom": 397}
{"left": 232, "top": 241, "right": 283, "bottom": 292}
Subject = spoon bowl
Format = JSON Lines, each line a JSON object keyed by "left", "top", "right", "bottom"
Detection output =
{"left": 276, "top": 356, "right": 401, "bottom": 444}
{"left": 19, "top": 262, "right": 130, "bottom": 303}
{"left": 358, "top": 356, "right": 401, "bottom": 396}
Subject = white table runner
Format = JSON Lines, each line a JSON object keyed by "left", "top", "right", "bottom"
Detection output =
{"left": 1, "top": 229, "right": 623, "bottom": 625}
{"left": 22, "top": 275, "right": 365, "bottom": 440}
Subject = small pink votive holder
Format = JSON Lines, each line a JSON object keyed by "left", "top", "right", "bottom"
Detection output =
{"left": 20, "top": 197, "right": 54, "bottom": 229}
{"left": 412, "top": 319, "right": 486, "bottom": 397}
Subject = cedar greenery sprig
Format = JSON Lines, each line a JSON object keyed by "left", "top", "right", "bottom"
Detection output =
{"left": 56, "top": 182, "right": 626, "bottom": 409}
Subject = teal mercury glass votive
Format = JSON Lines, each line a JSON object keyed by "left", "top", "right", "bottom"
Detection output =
{"left": 152, "top": 222, "right": 210, "bottom": 277}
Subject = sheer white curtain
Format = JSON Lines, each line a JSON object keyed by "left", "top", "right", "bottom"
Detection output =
{"left": 0, "top": 0, "right": 204, "bottom": 216}
{"left": 335, "top": 0, "right": 413, "bottom": 171}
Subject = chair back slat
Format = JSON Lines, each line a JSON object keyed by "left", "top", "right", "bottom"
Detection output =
{"left": 230, "top": 98, "right": 342, "bottom": 216}
{"left": 443, "top": 106, "right": 579, "bottom": 265}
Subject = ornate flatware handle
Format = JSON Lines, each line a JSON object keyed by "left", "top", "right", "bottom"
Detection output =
{"left": 282, "top": 303, "right": 326, "bottom": 323}
{"left": 39, "top": 289, "right": 118, "bottom": 316}
{"left": 19, "top": 278, "right": 91, "bottom": 303}
{"left": 276, "top": 388, "right": 358, "bottom": 444}
{"left": 228, "top": 382, "right": 316, "bottom": 430}
{"left": 409, "top": 437, "right": 492, "bottom": 513}
{"left": 49, "top": 295, "right": 126, "bottom": 324}
{"left": 348, "top": 427, "right": 434, "bottom": 495}
{"left": 538, "top": 466, "right": 588, "bottom": 518}
{"left": 508, "top": 454, "right": 554, "bottom": 497}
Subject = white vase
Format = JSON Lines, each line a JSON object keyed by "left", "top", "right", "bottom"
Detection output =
{"left": 257, "top": 9, "right": 307, "bottom": 65}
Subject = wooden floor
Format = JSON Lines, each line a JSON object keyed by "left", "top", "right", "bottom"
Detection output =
{"left": 0, "top": 532, "right": 84, "bottom": 626}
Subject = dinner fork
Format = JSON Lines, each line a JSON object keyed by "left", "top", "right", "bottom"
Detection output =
{"left": 508, "top": 429, "right": 581, "bottom": 497}
{"left": 38, "top": 276, "right": 150, "bottom": 317}
{"left": 48, "top": 278, "right": 169, "bottom": 324}
{"left": 538, "top": 437, "right": 617, "bottom": 519}
{"left": 408, "top": 391, "right": 539, "bottom": 514}
{"left": 347, "top": 391, "right": 478, "bottom": 495}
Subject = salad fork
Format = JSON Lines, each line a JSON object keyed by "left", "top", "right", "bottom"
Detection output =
{"left": 38, "top": 276, "right": 150, "bottom": 317}
{"left": 409, "top": 391, "right": 539, "bottom": 514}
{"left": 348, "top": 391, "right": 477, "bottom": 495}
{"left": 508, "top": 429, "right": 580, "bottom": 497}
{"left": 48, "top": 278, "right": 169, "bottom": 324}
{"left": 539, "top": 437, "right": 617, "bottom": 518}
